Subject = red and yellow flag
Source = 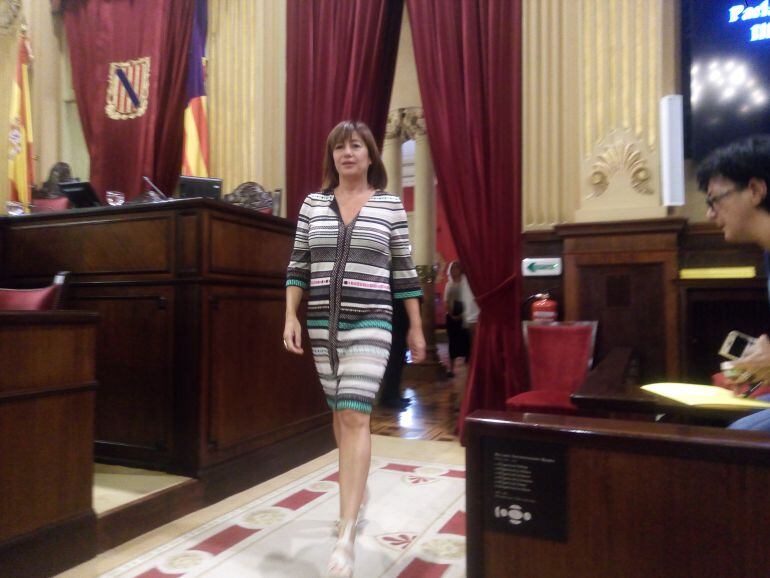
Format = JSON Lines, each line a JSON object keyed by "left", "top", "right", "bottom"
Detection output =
{"left": 8, "top": 29, "right": 34, "bottom": 208}
{"left": 182, "top": 0, "right": 209, "bottom": 177}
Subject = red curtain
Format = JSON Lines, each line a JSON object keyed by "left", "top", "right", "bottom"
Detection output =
{"left": 286, "top": 0, "right": 404, "bottom": 221}
{"left": 63, "top": 0, "right": 193, "bottom": 201}
{"left": 406, "top": 0, "right": 525, "bottom": 437}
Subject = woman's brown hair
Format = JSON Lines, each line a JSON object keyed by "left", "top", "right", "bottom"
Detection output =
{"left": 322, "top": 120, "right": 388, "bottom": 190}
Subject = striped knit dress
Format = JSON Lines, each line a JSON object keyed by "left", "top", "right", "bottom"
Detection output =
{"left": 286, "top": 190, "right": 423, "bottom": 414}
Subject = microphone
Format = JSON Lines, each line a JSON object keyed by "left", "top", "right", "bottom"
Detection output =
{"left": 142, "top": 176, "right": 168, "bottom": 200}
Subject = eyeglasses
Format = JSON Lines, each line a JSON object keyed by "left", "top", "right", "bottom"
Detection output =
{"left": 705, "top": 187, "right": 740, "bottom": 210}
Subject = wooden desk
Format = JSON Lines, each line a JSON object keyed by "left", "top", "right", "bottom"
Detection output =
{"left": 0, "top": 311, "right": 98, "bottom": 577}
{"left": 466, "top": 410, "right": 770, "bottom": 578}
{"left": 0, "top": 200, "right": 329, "bottom": 477}
{"left": 571, "top": 347, "right": 756, "bottom": 425}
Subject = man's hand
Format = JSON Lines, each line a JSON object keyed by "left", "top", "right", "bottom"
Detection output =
{"left": 734, "top": 334, "right": 770, "bottom": 383}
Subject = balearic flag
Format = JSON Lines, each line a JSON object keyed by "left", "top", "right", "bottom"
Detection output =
{"left": 8, "top": 28, "right": 34, "bottom": 209}
{"left": 182, "top": 0, "right": 209, "bottom": 177}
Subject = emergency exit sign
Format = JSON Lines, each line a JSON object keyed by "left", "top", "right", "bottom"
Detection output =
{"left": 521, "top": 258, "right": 562, "bottom": 277}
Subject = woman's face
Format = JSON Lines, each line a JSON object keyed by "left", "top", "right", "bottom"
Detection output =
{"left": 449, "top": 263, "right": 462, "bottom": 281}
{"left": 332, "top": 131, "right": 371, "bottom": 182}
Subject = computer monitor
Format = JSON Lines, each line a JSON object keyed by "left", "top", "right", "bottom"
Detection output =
{"left": 178, "top": 176, "right": 223, "bottom": 200}
{"left": 59, "top": 181, "right": 102, "bottom": 208}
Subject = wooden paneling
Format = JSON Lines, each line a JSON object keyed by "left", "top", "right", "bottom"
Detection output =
{"left": 680, "top": 222, "right": 765, "bottom": 270}
{"left": 0, "top": 392, "right": 94, "bottom": 541}
{"left": 0, "top": 200, "right": 327, "bottom": 476}
{"left": 5, "top": 214, "right": 174, "bottom": 280}
{"left": 0, "top": 312, "right": 98, "bottom": 577}
{"left": 577, "top": 261, "right": 666, "bottom": 380}
{"left": 0, "top": 320, "right": 94, "bottom": 396}
{"left": 467, "top": 411, "right": 770, "bottom": 578}
{"left": 557, "top": 219, "right": 683, "bottom": 380}
{"left": 203, "top": 286, "right": 325, "bottom": 465}
{"left": 176, "top": 210, "right": 201, "bottom": 275}
{"left": 69, "top": 286, "right": 175, "bottom": 466}
{"left": 207, "top": 214, "right": 294, "bottom": 279}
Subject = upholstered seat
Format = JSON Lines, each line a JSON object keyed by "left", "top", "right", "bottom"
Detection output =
{"left": 506, "top": 321, "right": 597, "bottom": 415}
{"left": 30, "top": 196, "right": 70, "bottom": 213}
{"left": 0, "top": 272, "right": 69, "bottom": 310}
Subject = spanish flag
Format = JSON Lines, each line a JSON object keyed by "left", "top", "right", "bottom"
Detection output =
{"left": 182, "top": 0, "right": 209, "bottom": 178}
{"left": 8, "top": 29, "right": 34, "bottom": 209}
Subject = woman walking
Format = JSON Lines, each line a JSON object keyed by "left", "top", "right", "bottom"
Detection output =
{"left": 283, "top": 120, "right": 426, "bottom": 577}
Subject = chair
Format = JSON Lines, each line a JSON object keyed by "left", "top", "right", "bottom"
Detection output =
{"left": 0, "top": 271, "right": 69, "bottom": 310}
{"left": 30, "top": 196, "right": 70, "bottom": 213}
{"left": 506, "top": 321, "right": 597, "bottom": 415}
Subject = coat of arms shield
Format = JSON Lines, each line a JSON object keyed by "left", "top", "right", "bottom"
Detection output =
{"left": 105, "top": 56, "right": 151, "bottom": 120}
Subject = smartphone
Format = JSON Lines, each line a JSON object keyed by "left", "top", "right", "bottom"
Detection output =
{"left": 719, "top": 330, "right": 757, "bottom": 360}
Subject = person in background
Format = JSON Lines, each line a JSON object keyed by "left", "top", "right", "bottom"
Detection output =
{"left": 443, "top": 261, "right": 478, "bottom": 377}
{"left": 697, "top": 135, "right": 770, "bottom": 431}
{"left": 38, "top": 162, "right": 73, "bottom": 197}
{"left": 283, "top": 120, "right": 426, "bottom": 577}
{"left": 378, "top": 298, "right": 412, "bottom": 410}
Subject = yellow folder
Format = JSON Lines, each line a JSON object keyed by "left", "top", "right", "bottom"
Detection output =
{"left": 642, "top": 383, "right": 770, "bottom": 409}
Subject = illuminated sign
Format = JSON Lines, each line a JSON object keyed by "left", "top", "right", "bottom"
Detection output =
{"left": 730, "top": 1, "right": 770, "bottom": 42}
{"left": 730, "top": 1, "right": 770, "bottom": 23}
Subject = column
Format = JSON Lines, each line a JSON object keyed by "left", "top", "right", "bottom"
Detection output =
{"left": 402, "top": 107, "right": 443, "bottom": 379}
{"left": 382, "top": 109, "right": 403, "bottom": 198}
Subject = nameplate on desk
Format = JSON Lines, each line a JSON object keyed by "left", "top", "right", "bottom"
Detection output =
{"left": 483, "top": 437, "right": 567, "bottom": 542}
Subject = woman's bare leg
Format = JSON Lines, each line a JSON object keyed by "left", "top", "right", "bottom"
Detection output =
{"left": 335, "top": 409, "right": 371, "bottom": 525}
{"left": 333, "top": 411, "right": 342, "bottom": 448}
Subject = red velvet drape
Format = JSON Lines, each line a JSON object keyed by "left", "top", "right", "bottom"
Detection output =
{"left": 407, "top": 0, "right": 525, "bottom": 437}
{"left": 63, "top": 0, "right": 193, "bottom": 201}
{"left": 286, "top": 0, "right": 404, "bottom": 221}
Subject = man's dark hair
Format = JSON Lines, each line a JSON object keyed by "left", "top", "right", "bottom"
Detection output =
{"left": 696, "top": 135, "right": 770, "bottom": 211}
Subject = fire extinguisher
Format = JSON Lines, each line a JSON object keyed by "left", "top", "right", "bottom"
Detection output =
{"left": 531, "top": 292, "right": 558, "bottom": 323}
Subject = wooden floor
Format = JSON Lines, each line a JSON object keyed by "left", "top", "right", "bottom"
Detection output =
{"left": 370, "top": 341, "right": 465, "bottom": 443}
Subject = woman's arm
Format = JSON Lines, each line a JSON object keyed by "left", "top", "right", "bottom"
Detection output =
{"left": 284, "top": 199, "right": 311, "bottom": 355}
{"left": 283, "top": 285, "right": 305, "bottom": 354}
{"left": 404, "top": 297, "right": 426, "bottom": 363}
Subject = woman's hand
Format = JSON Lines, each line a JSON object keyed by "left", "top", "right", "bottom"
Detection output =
{"left": 283, "top": 316, "right": 304, "bottom": 355}
{"left": 407, "top": 326, "right": 427, "bottom": 364}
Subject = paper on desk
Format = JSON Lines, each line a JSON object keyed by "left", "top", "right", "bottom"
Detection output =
{"left": 642, "top": 383, "right": 770, "bottom": 408}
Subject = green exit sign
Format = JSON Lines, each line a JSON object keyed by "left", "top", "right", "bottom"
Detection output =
{"left": 521, "top": 258, "right": 562, "bottom": 277}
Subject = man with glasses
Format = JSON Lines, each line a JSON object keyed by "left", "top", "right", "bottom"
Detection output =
{"left": 697, "top": 135, "right": 770, "bottom": 431}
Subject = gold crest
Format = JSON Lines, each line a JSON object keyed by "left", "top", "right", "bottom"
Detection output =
{"left": 105, "top": 56, "right": 150, "bottom": 120}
